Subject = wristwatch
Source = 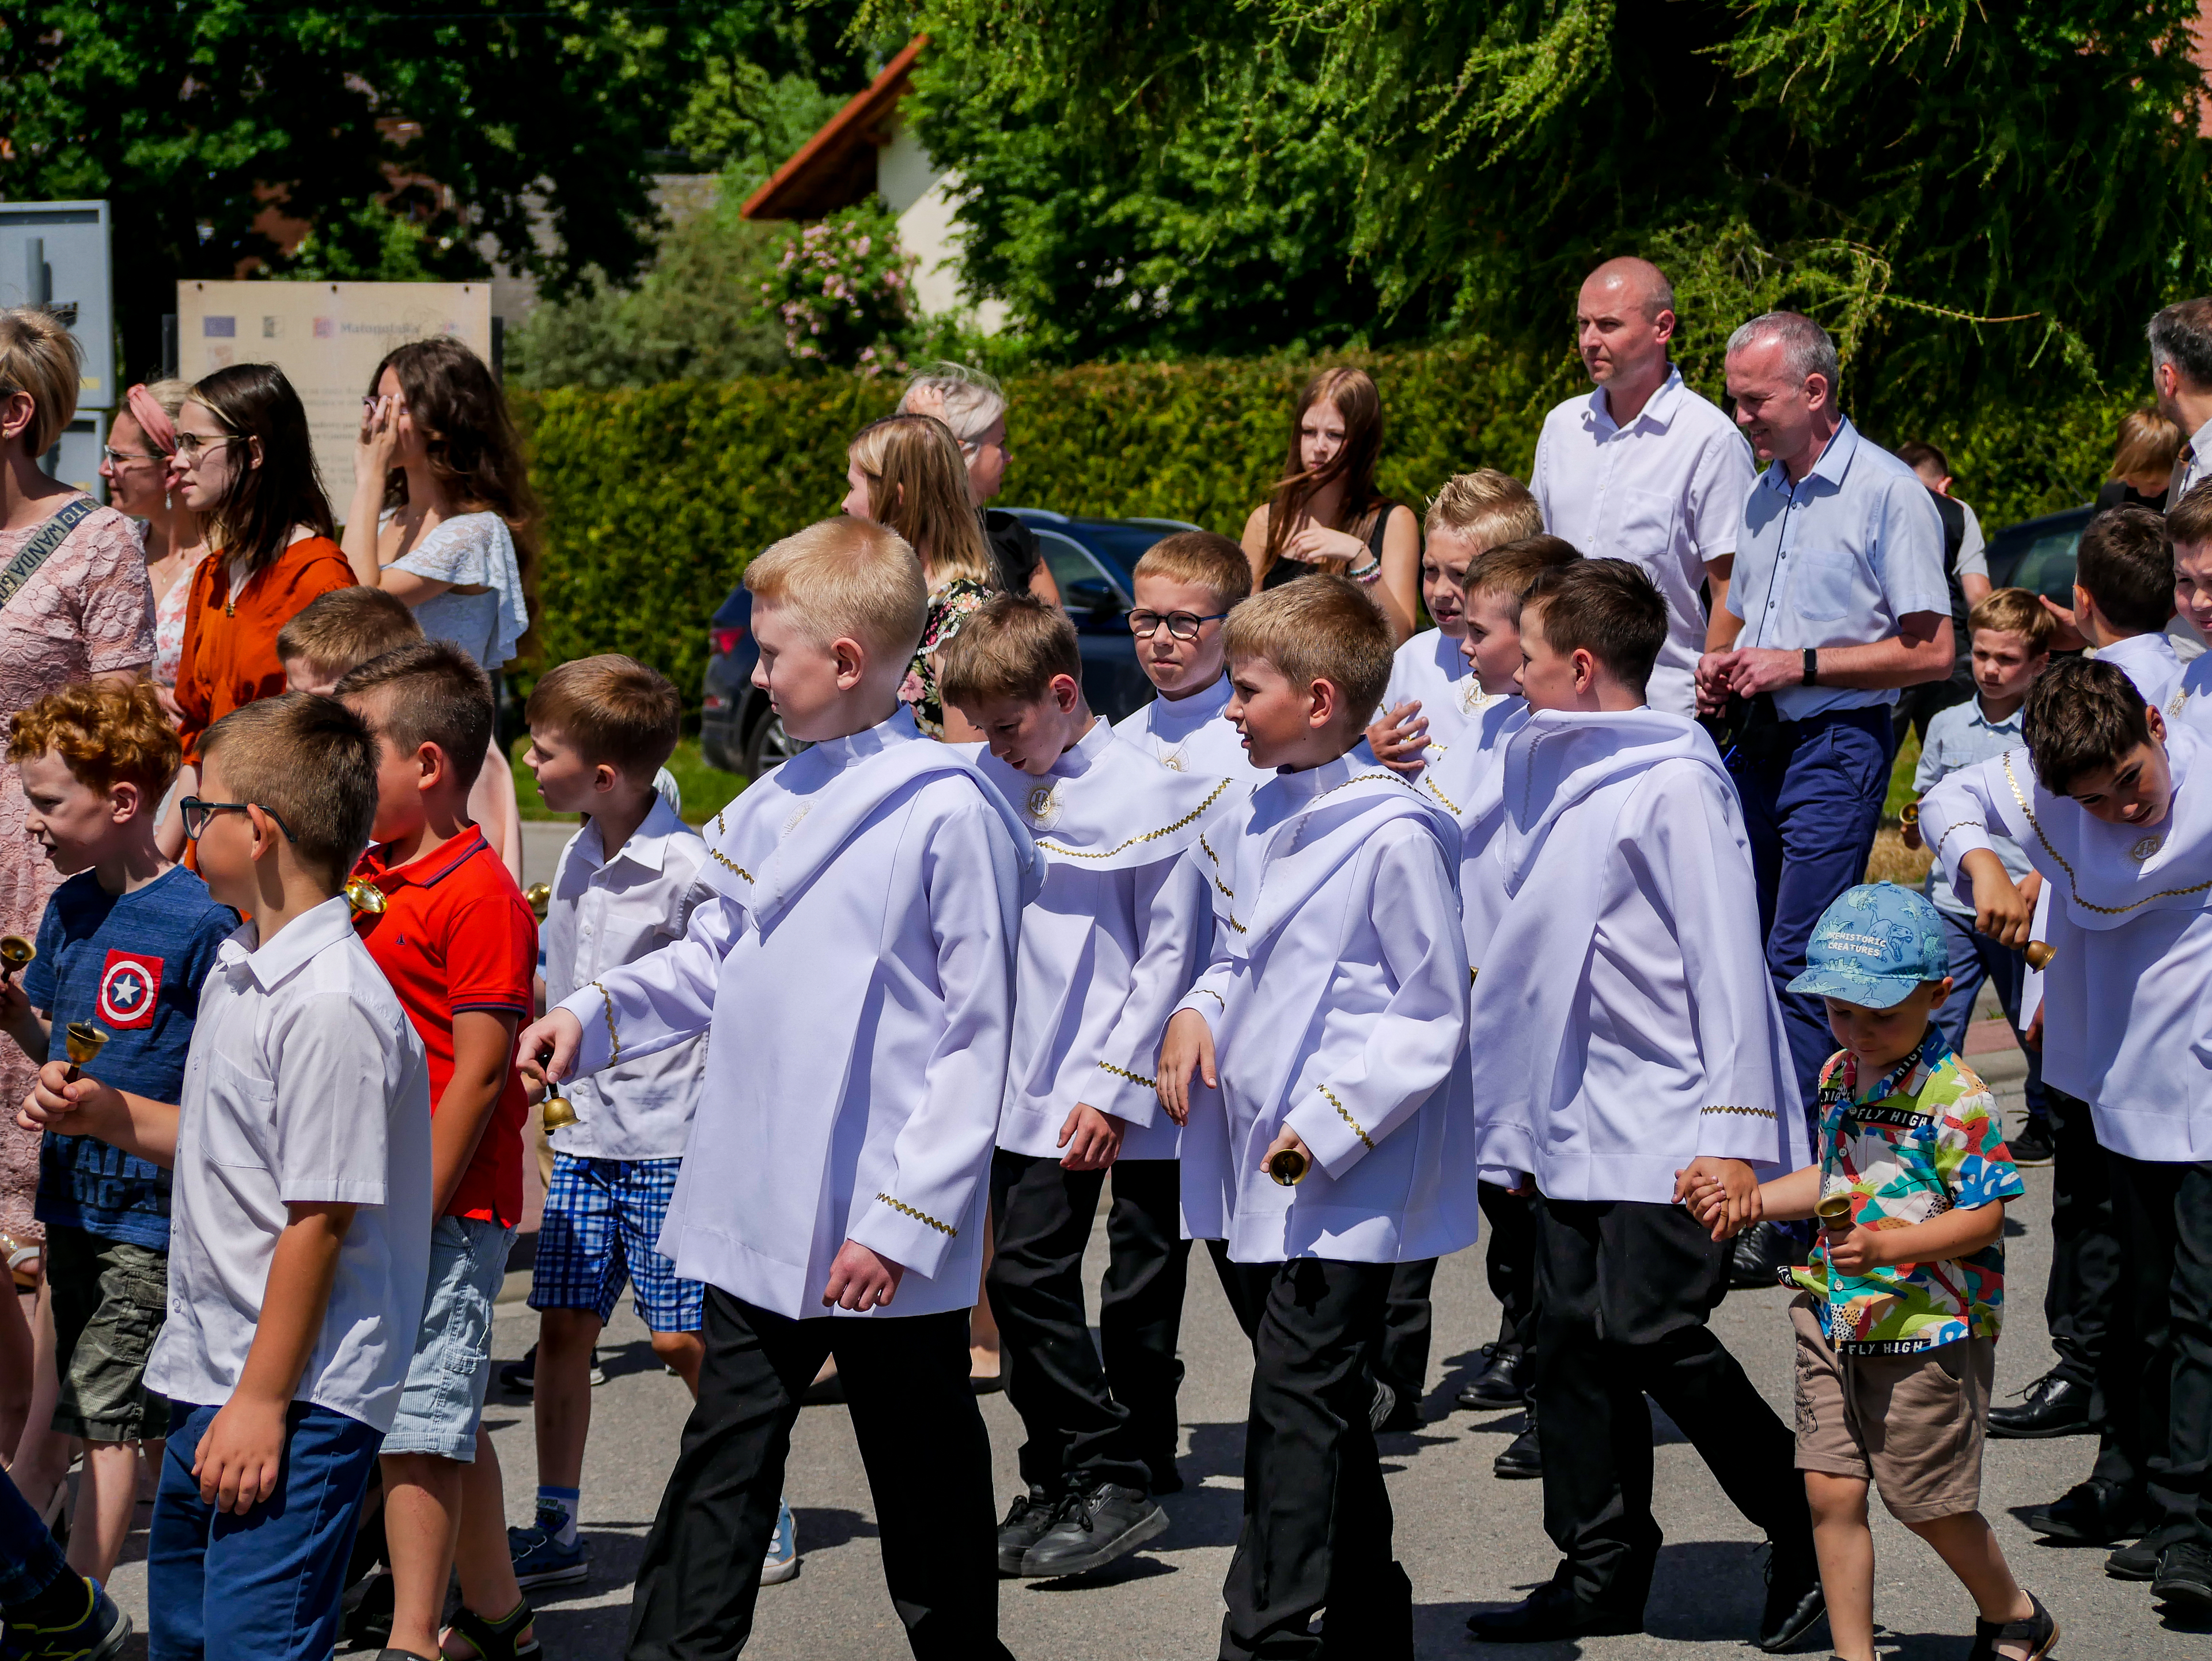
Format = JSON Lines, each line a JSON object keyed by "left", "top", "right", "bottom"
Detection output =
{"left": 1802, "top": 648, "right": 1818, "bottom": 687}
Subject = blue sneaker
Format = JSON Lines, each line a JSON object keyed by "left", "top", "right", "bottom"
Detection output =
{"left": 508, "top": 1503, "right": 591, "bottom": 1590}
{"left": 6, "top": 1576, "right": 130, "bottom": 1659}
{"left": 761, "top": 1497, "right": 800, "bottom": 1586}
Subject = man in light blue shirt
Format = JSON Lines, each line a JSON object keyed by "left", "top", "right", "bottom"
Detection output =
{"left": 1698, "top": 311, "right": 1952, "bottom": 1108}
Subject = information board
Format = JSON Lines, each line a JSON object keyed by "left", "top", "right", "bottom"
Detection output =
{"left": 174, "top": 281, "right": 494, "bottom": 516}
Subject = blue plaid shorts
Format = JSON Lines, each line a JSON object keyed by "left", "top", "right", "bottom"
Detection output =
{"left": 528, "top": 1155, "right": 703, "bottom": 1333}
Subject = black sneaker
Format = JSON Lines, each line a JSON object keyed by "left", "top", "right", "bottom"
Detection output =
{"left": 1494, "top": 1410, "right": 1541, "bottom": 1480}
{"left": 2022, "top": 1477, "right": 2150, "bottom": 1543}
{"left": 2106, "top": 1535, "right": 2162, "bottom": 1581}
{"left": 1457, "top": 1342, "right": 1531, "bottom": 1409}
{"left": 2153, "top": 1539, "right": 2212, "bottom": 1610}
{"left": 996, "top": 1488, "right": 1059, "bottom": 1576}
{"left": 1017, "top": 1482, "right": 1168, "bottom": 1578}
{"left": 2007, "top": 1117, "right": 2056, "bottom": 1166}
{"left": 8, "top": 1576, "right": 130, "bottom": 1659}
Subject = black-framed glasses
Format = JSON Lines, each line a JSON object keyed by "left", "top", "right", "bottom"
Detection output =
{"left": 171, "top": 432, "right": 237, "bottom": 461}
{"left": 1128, "top": 610, "right": 1229, "bottom": 641}
{"left": 177, "top": 797, "right": 296, "bottom": 843}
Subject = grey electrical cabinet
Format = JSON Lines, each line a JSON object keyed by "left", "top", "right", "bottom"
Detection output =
{"left": 0, "top": 200, "right": 116, "bottom": 410}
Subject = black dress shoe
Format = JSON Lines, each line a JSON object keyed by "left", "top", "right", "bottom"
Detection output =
{"left": 2153, "top": 1540, "right": 2212, "bottom": 1610}
{"left": 1729, "top": 1220, "right": 1802, "bottom": 1291}
{"left": 1457, "top": 1342, "right": 1531, "bottom": 1409}
{"left": 1376, "top": 1392, "right": 1423, "bottom": 1434}
{"left": 2105, "top": 1535, "right": 2163, "bottom": 1581}
{"left": 2006, "top": 1117, "right": 2056, "bottom": 1166}
{"left": 1464, "top": 1577, "right": 1641, "bottom": 1643}
{"left": 1757, "top": 1544, "right": 1826, "bottom": 1653}
{"left": 996, "top": 1487, "right": 1059, "bottom": 1576}
{"left": 1018, "top": 1482, "right": 1168, "bottom": 1578}
{"left": 1494, "top": 1408, "right": 1541, "bottom": 1479}
{"left": 1987, "top": 1371, "right": 2095, "bottom": 1439}
{"left": 2022, "top": 1478, "right": 2149, "bottom": 1544}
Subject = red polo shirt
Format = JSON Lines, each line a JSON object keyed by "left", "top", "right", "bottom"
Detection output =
{"left": 352, "top": 825, "right": 536, "bottom": 1226}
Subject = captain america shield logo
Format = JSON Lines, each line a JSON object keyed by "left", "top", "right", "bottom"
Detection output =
{"left": 96, "top": 949, "right": 162, "bottom": 1030}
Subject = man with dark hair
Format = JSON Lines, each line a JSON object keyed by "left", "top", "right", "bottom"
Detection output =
{"left": 2149, "top": 297, "right": 2212, "bottom": 504}
{"left": 1699, "top": 313, "right": 1952, "bottom": 1145}
{"left": 1891, "top": 440, "right": 1991, "bottom": 743}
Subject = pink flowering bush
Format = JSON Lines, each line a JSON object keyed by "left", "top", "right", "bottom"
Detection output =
{"left": 760, "top": 200, "right": 916, "bottom": 373}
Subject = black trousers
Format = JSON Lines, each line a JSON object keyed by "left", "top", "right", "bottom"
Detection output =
{"left": 1533, "top": 1196, "right": 1812, "bottom": 1612}
{"left": 2043, "top": 1087, "right": 2120, "bottom": 1396}
{"left": 625, "top": 1292, "right": 1011, "bottom": 1661}
{"left": 1376, "top": 1258, "right": 1437, "bottom": 1408}
{"left": 1218, "top": 1258, "right": 1411, "bottom": 1661}
{"left": 985, "top": 1151, "right": 1188, "bottom": 1493}
{"left": 1478, "top": 1183, "right": 1540, "bottom": 1360}
{"left": 2090, "top": 1152, "right": 2212, "bottom": 1548}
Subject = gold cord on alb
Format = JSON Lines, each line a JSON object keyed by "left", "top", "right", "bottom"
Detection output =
{"left": 1036, "top": 778, "right": 1236, "bottom": 861}
{"left": 2003, "top": 753, "right": 2212, "bottom": 915}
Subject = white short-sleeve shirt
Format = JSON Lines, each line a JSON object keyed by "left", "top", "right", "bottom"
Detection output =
{"left": 146, "top": 897, "right": 434, "bottom": 1432}
{"left": 1532, "top": 367, "right": 1759, "bottom": 716}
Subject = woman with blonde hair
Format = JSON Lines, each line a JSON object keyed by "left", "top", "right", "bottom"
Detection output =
{"left": 0, "top": 307, "right": 156, "bottom": 1452}
{"left": 97, "top": 379, "right": 209, "bottom": 714}
{"left": 1238, "top": 366, "right": 1422, "bottom": 642}
{"left": 898, "top": 362, "right": 1060, "bottom": 606}
{"left": 2097, "top": 407, "right": 2184, "bottom": 513}
{"left": 842, "top": 411, "right": 1000, "bottom": 739}
{"left": 343, "top": 335, "right": 537, "bottom": 877}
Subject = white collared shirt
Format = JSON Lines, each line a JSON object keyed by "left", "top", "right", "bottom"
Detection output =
{"left": 1116, "top": 676, "right": 1264, "bottom": 776}
{"left": 147, "top": 896, "right": 433, "bottom": 1432}
{"left": 2175, "top": 415, "right": 2212, "bottom": 506}
{"left": 1728, "top": 417, "right": 1950, "bottom": 720}
{"left": 543, "top": 795, "right": 714, "bottom": 1159}
{"left": 1532, "top": 366, "right": 1759, "bottom": 716}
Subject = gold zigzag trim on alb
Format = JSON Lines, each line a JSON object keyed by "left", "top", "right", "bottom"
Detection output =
{"left": 1035, "top": 778, "right": 1236, "bottom": 861}
{"left": 1096, "top": 1060, "right": 1157, "bottom": 1089}
{"left": 1422, "top": 774, "right": 1462, "bottom": 816}
{"left": 875, "top": 1193, "right": 957, "bottom": 1236}
{"left": 1700, "top": 1103, "right": 1776, "bottom": 1120}
{"left": 1317, "top": 1083, "right": 1375, "bottom": 1151}
{"left": 707, "top": 845, "right": 755, "bottom": 883}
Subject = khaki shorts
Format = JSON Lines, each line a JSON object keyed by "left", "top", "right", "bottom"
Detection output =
{"left": 1789, "top": 1293, "right": 1991, "bottom": 1523}
{"left": 47, "top": 1225, "right": 169, "bottom": 1443}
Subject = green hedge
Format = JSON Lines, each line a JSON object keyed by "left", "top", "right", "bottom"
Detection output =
{"left": 513, "top": 349, "right": 2138, "bottom": 704}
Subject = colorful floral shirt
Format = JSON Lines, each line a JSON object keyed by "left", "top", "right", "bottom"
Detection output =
{"left": 906, "top": 577, "right": 992, "bottom": 737}
{"left": 1785, "top": 1029, "right": 2024, "bottom": 1354}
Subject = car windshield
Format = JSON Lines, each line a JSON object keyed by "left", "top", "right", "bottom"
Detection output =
{"left": 1986, "top": 511, "right": 2091, "bottom": 603}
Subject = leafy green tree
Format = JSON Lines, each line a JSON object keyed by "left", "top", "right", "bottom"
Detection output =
{"left": 0, "top": 1, "right": 876, "bottom": 376}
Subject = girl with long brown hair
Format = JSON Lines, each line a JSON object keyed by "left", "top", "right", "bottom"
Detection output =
{"left": 1238, "top": 366, "right": 1421, "bottom": 641}
{"left": 343, "top": 336, "right": 536, "bottom": 877}
{"left": 843, "top": 412, "right": 999, "bottom": 740}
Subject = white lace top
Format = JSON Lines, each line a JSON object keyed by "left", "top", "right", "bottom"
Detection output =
{"left": 384, "top": 509, "right": 529, "bottom": 671}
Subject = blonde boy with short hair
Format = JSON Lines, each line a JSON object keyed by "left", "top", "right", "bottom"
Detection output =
{"left": 1158, "top": 575, "right": 1475, "bottom": 1658}
{"left": 276, "top": 587, "right": 425, "bottom": 694}
{"left": 518, "top": 516, "right": 1035, "bottom": 1657}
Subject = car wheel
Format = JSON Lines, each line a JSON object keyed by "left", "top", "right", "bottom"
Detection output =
{"left": 742, "top": 707, "right": 808, "bottom": 777}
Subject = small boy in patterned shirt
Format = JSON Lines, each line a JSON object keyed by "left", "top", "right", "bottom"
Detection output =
{"left": 1686, "top": 882, "right": 2055, "bottom": 1661}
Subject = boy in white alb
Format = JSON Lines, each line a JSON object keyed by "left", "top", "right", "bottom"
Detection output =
{"left": 2067, "top": 505, "right": 2186, "bottom": 712}
{"left": 1367, "top": 468, "right": 1544, "bottom": 774}
{"left": 1414, "top": 534, "right": 1580, "bottom": 1462}
{"left": 24, "top": 694, "right": 433, "bottom": 1661}
{"left": 1115, "top": 531, "right": 1266, "bottom": 777}
{"left": 1461, "top": 560, "right": 1820, "bottom": 1651}
{"left": 941, "top": 592, "right": 1238, "bottom": 1579}
{"left": 2162, "top": 483, "right": 2212, "bottom": 733}
{"left": 507, "top": 656, "right": 723, "bottom": 1592}
{"left": 1919, "top": 654, "right": 2212, "bottom": 1607}
{"left": 517, "top": 519, "right": 1039, "bottom": 1659}
{"left": 1158, "top": 575, "right": 1475, "bottom": 1659}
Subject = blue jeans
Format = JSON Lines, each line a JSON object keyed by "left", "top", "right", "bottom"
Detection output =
{"left": 0, "top": 1465, "right": 69, "bottom": 1607}
{"left": 147, "top": 1399, "right": 382, "bottom": 1660}
{"left": 1932, "top": 907, "right": 2046, "bottom": 1115}
{"left": 1730, "top": 705, "right": 1896, "bottom": 1109}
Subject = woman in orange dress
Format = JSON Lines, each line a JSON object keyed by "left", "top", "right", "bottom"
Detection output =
{"left": 160, "top": 364, "right": 353, "bottom": 854}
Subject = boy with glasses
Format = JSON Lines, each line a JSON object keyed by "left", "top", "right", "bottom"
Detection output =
{"left": 1116, "top": 531, "right": 1261, "bottom": 776}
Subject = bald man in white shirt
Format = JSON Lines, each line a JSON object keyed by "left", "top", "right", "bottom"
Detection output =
{"left": 1532, "top": 258, "right": 1758, "bottom": 718}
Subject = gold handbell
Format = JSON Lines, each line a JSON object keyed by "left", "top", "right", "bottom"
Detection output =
{"left": 540, "top": 1089, "right": 581, "bottom": 1132}
{"left": 2024, "top": 940, "right": 2055, "bottom": 971}
{"left": 0, "top": 934, "right": 32, "bottom": 985}
{"left": 1266, "top": 1146, "right": 1309, "bottom": 1187}
{"left": 1814, "top": 1190, "right": 1855, "bottom": 1232}
{"left": 524, "top": 882, "right": 551, "bottom": 923}
{"left": 345, "top": 878, "right": 388, "bottom": 922}
{"left": 62, "top": 1021, "right": 109, "bottom": 1083}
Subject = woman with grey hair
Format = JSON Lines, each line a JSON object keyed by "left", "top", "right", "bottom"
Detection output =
{"left": 899, "top": 363, "right": 1060, "bottom": 606}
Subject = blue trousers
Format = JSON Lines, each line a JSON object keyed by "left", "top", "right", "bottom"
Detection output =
{"left": 0, "top": 1466, "right": 69, "bottom": 1607}
{"left": 147, "top": 1400, "right": 382, "bottom": 1661}
{"left": 1729, "top": 706, "right": 1896, "bottom": 1108}
{"left": 1931, "top": 907, "right": 2046, "bottom": 1115}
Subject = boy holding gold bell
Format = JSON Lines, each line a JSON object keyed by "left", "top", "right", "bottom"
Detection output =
{"left": 1156, "top": 576, "right": 1474, "bottom": 1660}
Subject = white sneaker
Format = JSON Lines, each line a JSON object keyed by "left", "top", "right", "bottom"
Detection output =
{"left": 760, "top": 1497, "right": 800, "bottom": 1585}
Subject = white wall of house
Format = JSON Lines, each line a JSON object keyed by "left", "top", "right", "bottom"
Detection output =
{"left": 877, "top": 109, "right": 1006, "bottom": 334}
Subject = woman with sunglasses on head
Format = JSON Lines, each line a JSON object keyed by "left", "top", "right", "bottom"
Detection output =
{"left": 0, "top": 308, "right": 157, "bottom": 1441}
{"left": 97, "top": 380, "right": 209, "bottom": 721}
{"left": 161, "top": 363, "right": 352, "bottom": 858}
{"left": 342, "top": 337, "right": 535, "bottom": 879}
{"left": 897, "top": 362, "right": 1061, "bottom": 608}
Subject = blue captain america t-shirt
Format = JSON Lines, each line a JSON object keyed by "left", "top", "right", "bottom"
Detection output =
{"left": 20, "top": 865, "right": 236, "bottom": 1248}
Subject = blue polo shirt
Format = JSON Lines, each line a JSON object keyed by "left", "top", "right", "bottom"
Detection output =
{"left": 1726, "top": 416, "right": 1949, "bottom": 721}
{"left": 22, "top": 866, "right": 236, "bottom": 1248}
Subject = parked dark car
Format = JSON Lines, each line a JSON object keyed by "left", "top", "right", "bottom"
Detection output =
{"left": 698, "top": 511, "right": 1202, "bottom": 777}
{"left": 1983, "top": 504, "right": 2096, "bottom": 602}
